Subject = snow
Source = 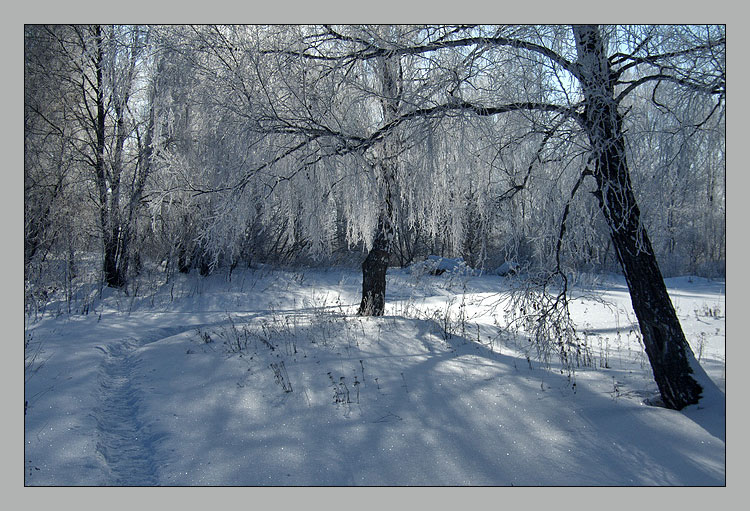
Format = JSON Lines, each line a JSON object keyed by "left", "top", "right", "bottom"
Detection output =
{"left": 24, "top": 268, "right": 725, "bottom": 486}
{"left": 409, "top": 255, "right": 475, "bottom": 276}
{"left": 494, "top": 261, "right": 520, "bottom": 276}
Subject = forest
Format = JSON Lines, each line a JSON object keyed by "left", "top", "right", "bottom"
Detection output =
{"left": 24, "top": 25, "right": 725, "bottom": 486}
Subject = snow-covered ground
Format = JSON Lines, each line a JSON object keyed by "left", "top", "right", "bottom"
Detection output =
{"left": 24, "top": 267, "right": 725, "bottom": 486}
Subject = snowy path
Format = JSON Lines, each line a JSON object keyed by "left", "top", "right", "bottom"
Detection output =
{"left": 93, "top": 338, "right": 160, "bottom": 485}
{"left": 91, "top": 325, "right": 210, "bottom": 485}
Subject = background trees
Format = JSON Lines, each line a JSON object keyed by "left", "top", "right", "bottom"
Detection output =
{"left": 25, "top": 25, "right": 725, "bottom": 408}
{"left": 25, "top": 25, "right": 159, "bottom": 294}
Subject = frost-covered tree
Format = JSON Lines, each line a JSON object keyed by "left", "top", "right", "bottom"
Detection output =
{"left": 568, "top": 25, "right": 723, "bottom": 408}
{"left": 24, "top": 26, "right": 85, "bottom": 309}
{"left": 24, "top": 25, "right": 158, "bottom": 289}
{"left": 177, "top": 25, "right": 475, "bottom": 313}
{"left": 623, "top": 64, "right": 725, "bottom": 277}
{"left": 217, "top": 24, "right": 724, "bottom": 408}
{"left": 213, "top": 25, "right": 551, "bottom": 314}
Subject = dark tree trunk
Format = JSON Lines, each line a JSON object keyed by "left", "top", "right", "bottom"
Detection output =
{"left": 358, "top": 53, "right": 401, "bottom": 317}
{"left": 359, "top": 40, "right": 398, "bottom": 320}
{"left": 358, "top": 213, "right": 393, "bottom": 316}
{"left": 103, "top": 238, "right": 125, "bottom": 288}
{"left": 574, "top": 25, "right": 703, "bottom": 409}
{"left": 199, "top": 257, "right": 212, "bottom": 277}
{"left": 91, "top": 25, "right": 124, "bottom": 289}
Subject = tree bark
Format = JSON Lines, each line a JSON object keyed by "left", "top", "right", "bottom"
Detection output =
{"left": 574, "top": 24, "right": 703, "bottom": 409}
{"left": 358, "top": 211, "right": 393, "bottom": 316}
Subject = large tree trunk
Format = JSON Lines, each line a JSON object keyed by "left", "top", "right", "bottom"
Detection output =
{"left": 573, "top": 25, "right": 703, "bottom": 410}
{"left": 358, "top": 52, "right": 401, "bottom": 316}
{"left": 92, "top": 25, "right": 125, "bottom": 289}
{"left": 358, "top": 211, "right": 393, "bottom": 316}
{"left": 103, "top": 237, "right": 125, "bottom": 288}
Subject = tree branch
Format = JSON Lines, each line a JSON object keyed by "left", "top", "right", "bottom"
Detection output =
{"left": 610, "top": 36, "right": 725, "bottom": 78}
{"left": 556, "top": 167, "right": 593, "bottom": 273}
{"left": 365, "top": 99, "right": 584, "bottom": 149}
{"left": 263, "top": 30, "right": 582, "bottom": 82}
{"left": 615, "top": 73, "right": 725, "bottom": 104}
{"left": 214, "top": 98, "right": 584, "bottom": 198}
